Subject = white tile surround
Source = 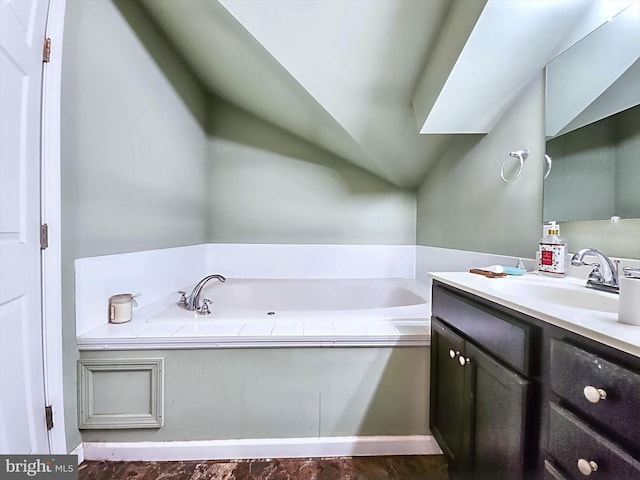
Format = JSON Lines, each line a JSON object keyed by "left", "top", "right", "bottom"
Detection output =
{"left": 77, "top": 321, "right": 432, "bottom": 350}
{"left": 75, "top": 244, "right": 561, "bottom": 349}
{"left": 205, "top": 244, "right": 416, "bottom": 279}
{"left": 76, "top": 244, "right": 420, "bottom": 347}
{"left": 75, "top": 244, "right": 210, "bottom": 337}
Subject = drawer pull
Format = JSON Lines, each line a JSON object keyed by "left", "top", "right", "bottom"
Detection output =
{"left": 577, "top": 458, "right": 598, "bottom": 475}
{"left": 583, "top": 386, "right": 607, "bottom": 403}
{"left": 458, "top": 356, "right": 470, "bottom": 366}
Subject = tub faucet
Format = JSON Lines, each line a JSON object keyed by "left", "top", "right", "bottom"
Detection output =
{"left": 184, "top": 274, "right": 226, "bottom": 312}
{"left": 570, "top": 249, "right": 619, "bottom": 294}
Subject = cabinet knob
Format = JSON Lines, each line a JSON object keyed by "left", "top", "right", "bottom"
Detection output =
{"left": 583, "top": 386, "right": 607, "bottom": 403}
{"left": 449, "top": 349, "right": 460, "bottom": 359}
{"left": 577, "top": 458, "right": 598, "bottom": 475}
{"left": 458, "top": 356, "right": 470, "bottom": 366}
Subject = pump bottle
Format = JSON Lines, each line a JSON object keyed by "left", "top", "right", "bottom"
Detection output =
{"left": 538, "top": 221, "right": 567, "bottom": 277}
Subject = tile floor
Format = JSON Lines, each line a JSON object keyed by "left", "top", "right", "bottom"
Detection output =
{"left": 78, "top": 455, "right": 448, "bottom": 480}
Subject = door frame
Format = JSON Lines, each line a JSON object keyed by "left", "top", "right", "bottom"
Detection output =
{"left": 41, "top": 0, "right": 67, "bottom": 454}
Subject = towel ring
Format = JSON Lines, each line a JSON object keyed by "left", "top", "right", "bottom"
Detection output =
{"left": 544, "top": 154, "right": 553, "bottom": 179}
{"left": 500, "top": 149, "right": 529, "bottom": 183}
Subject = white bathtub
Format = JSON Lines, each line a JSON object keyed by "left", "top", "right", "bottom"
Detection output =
{"left": 147, "top": 278, "right": 431, "bottom": 323}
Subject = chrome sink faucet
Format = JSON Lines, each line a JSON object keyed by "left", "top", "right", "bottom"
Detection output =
{"left": 178, "top": 274, "right": 226, "bottom": 313}
{"left": 570, "top": 249, "right": 619, "bottom": 294}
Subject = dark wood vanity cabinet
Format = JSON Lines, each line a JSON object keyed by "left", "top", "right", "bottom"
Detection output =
{"left": 431, "top": 284, "right": 534, "bottom": 480}
{"left": 431, "top": 280, "right": 640, "bottom": 480}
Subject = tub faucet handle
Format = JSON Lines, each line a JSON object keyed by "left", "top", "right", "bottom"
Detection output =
{"left": 199, "top": 298, "right": 212, "bottom": 315}
{"left": 178, "top": 291, "right": 188, "bottom": 307}
{"left": 623, "top": 267, "right": 640, "bottom": 278}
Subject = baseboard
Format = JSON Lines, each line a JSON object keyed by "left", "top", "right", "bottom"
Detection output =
{"left": 82, "top": 435, "right": 442, "bottom": 462}
{"left": 70, "top": 443, "right": 85, "bottom": 464}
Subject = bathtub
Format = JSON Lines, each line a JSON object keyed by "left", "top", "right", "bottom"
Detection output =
{"left": 78, "top": 276, "right": 433, "bottom": 458}
{"left": 147, "top": 278, "right": 431, "bottom": 323}
{"left": 77, "top": 277, "right": 431, "bottom": 349}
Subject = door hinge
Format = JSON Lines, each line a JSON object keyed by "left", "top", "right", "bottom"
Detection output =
{"left": 40, "top": 223, "right": 48, "bottom": 249}
{"left": 45, "top": 405, "right": 54, "bottom": 430}
{"left": 43, "top": 37, "right": 51, "bottom": 63}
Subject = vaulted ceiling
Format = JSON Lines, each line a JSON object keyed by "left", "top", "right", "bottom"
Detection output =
{"left": 138, "top": 0, "right": 633, "bottom": 189}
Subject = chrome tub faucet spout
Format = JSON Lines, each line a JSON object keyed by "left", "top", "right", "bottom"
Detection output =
{"left": 182, "top": 274, "right": 226, "bottom": 312}
{"left": 570, "top": 249, "right": 619, "bottom": 294}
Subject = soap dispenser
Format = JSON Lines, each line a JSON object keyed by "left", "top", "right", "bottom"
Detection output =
{"left": 538, "top": 221, "right": 567, "bottom": 277}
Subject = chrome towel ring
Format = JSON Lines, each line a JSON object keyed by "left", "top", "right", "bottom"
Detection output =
{"left": 544, "top": 154, "right": 553, "bottom": 179}
{"left": 500, "top": 149, "right": 529, "bottom": 183}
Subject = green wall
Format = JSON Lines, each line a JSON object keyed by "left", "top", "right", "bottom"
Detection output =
{"left": 61, "top": 0, "right": 210, "bottom": 451}
{"left": 416, "top": 76, "right": 545, "bottom": 259}
{"left": 207, "top": 99, "right": 416, "bottom": 245}
{"left": 415, "top": 74, "right": 640, "bottom": 260}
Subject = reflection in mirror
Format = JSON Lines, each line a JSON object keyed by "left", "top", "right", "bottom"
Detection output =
{"left": 546, "top": 3, "right": 640, "bottom": 138}
{"left": 544, "top": 105, "right": 640, "bottom": 222}
{"left": 544, "top": 3, "right": 640, "bottom": 223}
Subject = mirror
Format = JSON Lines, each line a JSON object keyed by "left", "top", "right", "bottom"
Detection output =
{"left": 543, "top": 2, "right": 640, "bottom": 222}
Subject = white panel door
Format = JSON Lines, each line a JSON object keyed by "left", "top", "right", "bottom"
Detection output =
{"left": 0, "top": 0, "right": 50, "bottom": 454}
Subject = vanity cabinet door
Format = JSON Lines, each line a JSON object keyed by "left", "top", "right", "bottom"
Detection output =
{"left": 467, "top": 342, "right": 530, "bottom": 480}
{"left": 430, "top": 317, "right": 471, "bottom": 470}
{"left": 431, "top": 317, "right": 531, "bottom": 480}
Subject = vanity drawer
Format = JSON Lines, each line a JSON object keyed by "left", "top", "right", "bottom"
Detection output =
{"left": 550, "top": 339, "right": 640, "bottom": 446}
{"left": 432, "top": 285, "right": 530, "bottom": 375}
{"left": 548, "top": 403, "right": 640, "bottom": 480}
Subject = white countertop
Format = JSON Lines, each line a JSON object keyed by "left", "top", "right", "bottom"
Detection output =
{"left": 430, "top": 271, "right": 640, "bottom": 358}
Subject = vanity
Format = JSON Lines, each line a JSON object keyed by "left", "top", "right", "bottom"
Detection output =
{"left": 429, "top": 272, "right": 640, "bottom": 480}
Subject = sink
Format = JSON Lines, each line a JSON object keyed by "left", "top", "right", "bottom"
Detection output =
{"left": 487, "top": 278, "right": 619, "bottom": 314}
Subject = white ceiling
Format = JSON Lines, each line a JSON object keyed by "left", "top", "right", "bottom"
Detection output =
{"left": 139, "top": 0, "right": 631, "bottom": 189}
